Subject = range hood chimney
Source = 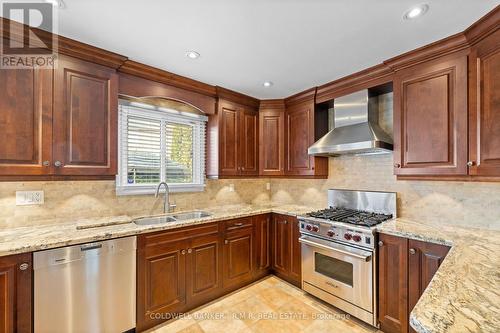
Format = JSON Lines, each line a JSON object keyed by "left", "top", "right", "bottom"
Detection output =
{"left": 308, "top": 89, "right": 393, "bottom": 156}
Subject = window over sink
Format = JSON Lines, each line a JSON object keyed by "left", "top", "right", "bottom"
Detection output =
{"left": 117, "top": 100, "right": 207, "bottom": 195}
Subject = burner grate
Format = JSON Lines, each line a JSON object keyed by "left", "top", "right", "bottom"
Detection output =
{"left": 307, "top": 207, "right": 393, "bottom": 227}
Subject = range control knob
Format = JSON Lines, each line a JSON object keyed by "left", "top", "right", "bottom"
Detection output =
{"left": 352, "top": 235, "right": 362, "bottom": 242}
{"left": 327, "top": 230, "right": 335, "bottom": 237}
{"left": 312, "top": 225, "right": 319, "bottom": 232}
{"left": 344, "top": 233, "right": 352, "bottom": 241}
{"left": 305, "top": 224, "right": 313, "bottom": 231}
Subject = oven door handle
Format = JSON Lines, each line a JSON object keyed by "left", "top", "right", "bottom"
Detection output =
{"left": 299, "top": 237, "right": 372, "bottom": 262}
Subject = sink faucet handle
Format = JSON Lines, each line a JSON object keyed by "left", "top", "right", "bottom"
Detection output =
{"left": 169, "top": 202, "right": 177, "bottom": 211}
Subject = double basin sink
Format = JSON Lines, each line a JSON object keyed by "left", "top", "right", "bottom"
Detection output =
{"left": 133, "top": 210, "right": 212, "bottom": 226}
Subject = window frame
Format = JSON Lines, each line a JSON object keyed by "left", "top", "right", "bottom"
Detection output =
{"left": 116, "top": 101, "right": 207, "bottom": 196}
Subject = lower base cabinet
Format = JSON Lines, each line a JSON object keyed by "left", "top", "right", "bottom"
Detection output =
{"left": 271, "top": 214, "right": 301, "bottom": 287}
{"left": 137, "top": 213, "right": 302, "bottom": 332}
{"left": 378, "top": 233, "right": 450, "bottom": 333}
{"left": 0, "top": 253, "right": 32, "bottom": 333}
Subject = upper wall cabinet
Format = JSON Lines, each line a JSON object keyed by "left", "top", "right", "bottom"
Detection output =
{"left": 393, "top": 52, "right": 469, "bottom": 176}
{"left": 468, "top": 29, "right": 500, "bottom": 177}
{"left": 0, "top": 65, "right": 53, "bottom": 176}
{"left": 53, "top": 55, "right": 118, "bottom": 176}
{"left": 259, "top": 100, "right": 285, "bottom": 176}
{"left": 0, "top": 53, "right": 118, "bottom": 179}
{"left": 207, "top": 98, "right": 258, "bottom": 178}
{"left": 284, "top": 90, "right": 328, "bottom": 177}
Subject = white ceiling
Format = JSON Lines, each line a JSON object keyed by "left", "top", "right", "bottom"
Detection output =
{"left": 53, "top": 0, "right": 497, "bottom": 99}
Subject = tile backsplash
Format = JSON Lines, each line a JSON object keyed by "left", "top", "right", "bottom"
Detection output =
{"left": 271, "top": 154, "right": 500, "bottom": 230}
{"left": 1, "top": 161, "right": 499, "bottom": 230}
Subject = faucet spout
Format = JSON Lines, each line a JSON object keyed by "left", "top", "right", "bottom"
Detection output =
{"left": 155, "top": 182, "right": 172, "bottom": 214}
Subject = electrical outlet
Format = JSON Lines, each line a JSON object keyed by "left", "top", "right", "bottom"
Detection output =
{"left": 266, "top": 182, "right": 271, "bottom": 191}
{"left": 16, "top": 191, "right": 44, "bottom": 206}
{"left": 229, "top": 184, "right": 235, "bottom": 192}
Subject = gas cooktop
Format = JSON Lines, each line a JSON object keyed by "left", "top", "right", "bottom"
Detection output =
{"left": 306, "top": 207, "right": 393, "bottom": 227}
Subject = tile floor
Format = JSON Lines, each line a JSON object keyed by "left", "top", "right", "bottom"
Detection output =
{"left": 147, "top": 276, "right": 381, "bottom": 333}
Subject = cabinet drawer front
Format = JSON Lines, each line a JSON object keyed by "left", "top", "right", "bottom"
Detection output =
{"left": 224, "top": 217, "right": 253, "bottom": 231}
{"left": 141, "top": 223, "right": 219, "bottom": 248}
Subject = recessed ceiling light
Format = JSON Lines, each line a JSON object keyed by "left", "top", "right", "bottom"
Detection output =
{"left": 403, "top": 4, "right": 429, "bottom": 20}
{"left": 263, "top": 81, "right": 273, "bottom": 87}
{"left": 186, "top": 51, "right": 200, "bottom": 59}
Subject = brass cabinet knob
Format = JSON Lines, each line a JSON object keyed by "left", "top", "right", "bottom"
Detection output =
{"left": 54, "top": 161, "right": 63, "bottom": 167}
{"left": 409, "top": 248, "right": 416, "bottom": 255}
{"left": 187, "top": 249, "right": 192, "bottom": 254}
{"left": 42, "top": 161, "right": 50, "bottom": 167}
{"left": 181, "top": 249, "right": 186, "bottom": 255}
{"left": 378, "top": 241, "right": 384, "bottom": 247}
{"left": 394, "top": 163, "right": 401, "bottom": 168}
{"left": 467, "top": 161, "right": 475, "bottom": 167}
{"left": 19, "top": 263, "right": 29, "bottom": 271}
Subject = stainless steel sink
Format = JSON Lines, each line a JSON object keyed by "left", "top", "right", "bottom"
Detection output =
{"left": 133, "top": 216, "right": 177, "bottom": 226}
{"left": 172, "top": 211, "right": 212, "bottom": 220}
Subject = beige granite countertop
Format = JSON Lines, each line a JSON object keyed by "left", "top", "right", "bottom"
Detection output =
{"left": 1, "top": 206, "right": 498, "bottom": 333}
{"left": 377, "top": 219, "right": 500, "bottom": 333}
{"left": 0, "top": 204, "right": 312, "bottom": 257}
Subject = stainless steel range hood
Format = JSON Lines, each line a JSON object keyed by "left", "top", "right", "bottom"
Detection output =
{"left": 308, "top": 89, "right": 393, "bottom": 156}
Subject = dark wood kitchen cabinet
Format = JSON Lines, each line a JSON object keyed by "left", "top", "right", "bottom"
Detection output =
{"left": 213, "top": 99, "right": 258, "bottom": 177}
{"left": 0, "top": 60, "right": 53, "bottom": 176}
{"left": 393, "top": 52, "right": 469, "bottom": 177}
{"left": 259, "top": 100, "right": 285, "bottom": 176}
{"left": 468, "top": 29, "right": 500, "bottom": 177}
{"left": 408, "top": 239, "right": 450, "bottom": 333}
{"left": 284, "top": 90, "right": 328, "bottom": 177}
{"left": 254, "top": 214, "right": 271, "bottom": 278}
{"left": 271, "top": 214, "right": 301, "bottom": 287}
{"left": 53, "top": 55, "right": 118, "bottom": 176}
{"left": 0, "top": 253, "right": 32, "bottom": 333}
{"left": 137, "top": 223, "right": 221, "bottom": 331}
{"left": 222, "top": 218, "right": 254, "bottom": 289}
{"left": 378, "top": 233, "right": 450, "bottom": 333}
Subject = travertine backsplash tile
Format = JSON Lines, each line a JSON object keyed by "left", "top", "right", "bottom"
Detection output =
{"left": 271, "top": 154, "right": 500, "bottom": 230}
{"left": 0, "top": 179, "right": 271, "bottom": 229}
{"left": 1, "top": 153, "right": 499, "bottom": 230}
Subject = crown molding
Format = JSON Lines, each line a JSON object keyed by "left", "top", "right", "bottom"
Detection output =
{"left": 215, "top": 86, "right": 260, "bottom": 109}
{"left": 259, "top": 99, "right": 286, "bottom": 111}
{"left": 465, "top": 5, "right": 500, "bottom": 46}
{"left": 285, "top": 87, "right": 317, "bottom": 106}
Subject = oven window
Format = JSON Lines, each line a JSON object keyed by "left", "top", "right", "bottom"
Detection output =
{"left": 314, "top": 253, "right": 353, "bottom": 287}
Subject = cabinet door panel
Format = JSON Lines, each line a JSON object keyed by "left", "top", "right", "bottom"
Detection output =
{"left": 53, "top": 55, "right": 117, "bottom": 175}
{"left": 378, "top": 234, "right": 408, "bottom": 333}
{"left": 0, "top": 253, "right": 32, "bottom": 333}
{"left": 0, "top": 67, "right": 52, "bottom": 175}
{"left": 288, "top": 216, "right": 301, "bottom": 286}
{"left": 187, "top": 234, "right": 221, "bottom": 305}
{"left": 137, "top": 238, "right": 187, "bottom": 331}
{"left": 394, "top": 54, "right": 468, "bottom": 176}
{"left": 272, "top": 215, "right": 289, "bottom": 275}
{"left": 408, "top": 240, "right": 450, "bottom": 333}
{"left": 219, "top": 103, "right": 239, "bottom": 176}
{"left": 240, "top": 109, "right": 258, "bottom": 175}
{"left": 469, "top": 30, "right": 500, "bottom": 176}
{"left": 254, "top": 214, "right": 271, "bottom": 275}
{"left": 223, "top": 227, "right": 253, "bottom": 288}
{"left": 285, "top": 104, "right": 313, "bottom": 174}
{"left": 259, "top": 111, "right": 284, "bottom": 175}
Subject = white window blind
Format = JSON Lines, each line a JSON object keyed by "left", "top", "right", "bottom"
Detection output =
{"left": 117, "top": 101, "right": 207, "bottom": 195}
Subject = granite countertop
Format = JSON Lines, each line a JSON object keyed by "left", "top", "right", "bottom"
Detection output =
{"left": 377, "top": 219, "right": 500, "bottom": 333}
{"left": 0, "top": 204, "right": 313, "bottom": 257}
{"left": 1, "top": 206, "right": 498, "bottom": 333}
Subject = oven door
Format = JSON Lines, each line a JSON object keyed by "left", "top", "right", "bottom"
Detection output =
{"left": 300, "top": 235, "right": 373, "bottom": 312}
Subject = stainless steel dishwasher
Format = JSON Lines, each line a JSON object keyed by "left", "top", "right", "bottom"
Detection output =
{"left": 34, "top": 236, "right": 137, "bottom": 333}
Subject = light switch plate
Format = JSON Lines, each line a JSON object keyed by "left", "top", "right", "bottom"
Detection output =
{"left": 229, "top": 184, "right": 235, "bottom": 192}
{"left": 266, "top": 182, "right": 271, "bottom": 191}
{"left": 16, "top": 191, "right": 44, "bottom": 206}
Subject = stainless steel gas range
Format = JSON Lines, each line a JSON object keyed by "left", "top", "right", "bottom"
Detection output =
{"left": 298, "top": 189, "right": 396, "bottom": 327}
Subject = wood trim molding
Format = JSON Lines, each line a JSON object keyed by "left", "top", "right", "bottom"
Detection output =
{"left": 316, "top": 63, "right": 393, "bottom": 103}
{"left": 216, "top": 86, "right": 260, "bottom": 109}
{"left": 259, "top": 99, "right": 286, "bottom": 111}
{"left": 285, "top": 88, "right": 317, "bottom": 106}
{"left": 1, "top": 18, "right": 127, "bottom": 69}
{"left": 119, "top": 60, "right": 217, "bottom": 97}
{"left": 465, "top": 5, "right": 500, "bottom": 46}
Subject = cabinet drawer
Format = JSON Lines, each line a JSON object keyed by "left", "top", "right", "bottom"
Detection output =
{"left": 224, "top": 217, "right": 253, "bottom": 231}
{"left": 140, "top": 222, "right": 219, "bottom": 248}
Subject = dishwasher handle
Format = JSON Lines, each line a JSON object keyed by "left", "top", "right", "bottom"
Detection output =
{"left": 80, "top": 243, "right": 103, "bottom": 251}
